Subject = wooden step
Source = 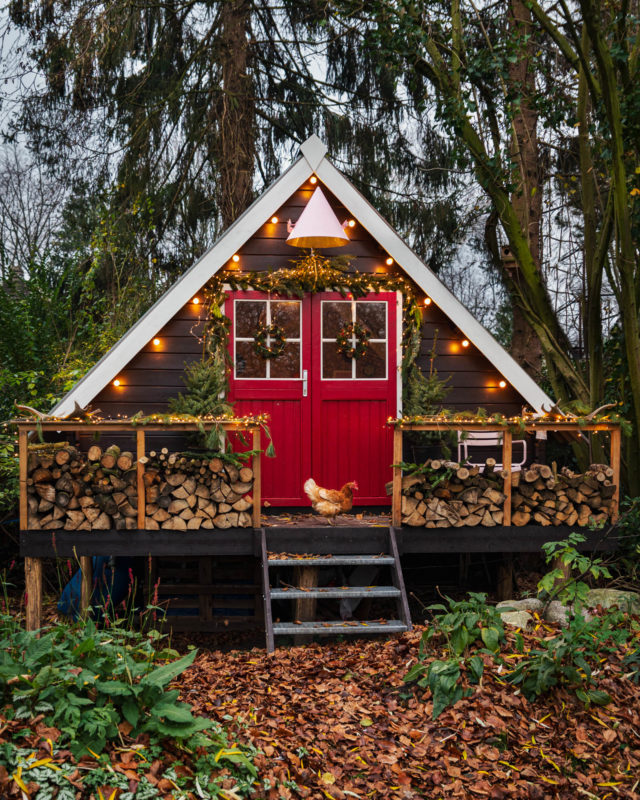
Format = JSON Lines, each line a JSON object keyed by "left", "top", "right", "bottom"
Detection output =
{"left": 270, "top": 585, "right": 401, "bottom": 600}
{"left": 268, "top": 554, "right": 395, "bottom": 567}
{"left": 273, "top": 619, "right": 408, "bottom": 636}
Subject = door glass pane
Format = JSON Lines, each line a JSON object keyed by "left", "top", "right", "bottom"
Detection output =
{"left": 235, "top": 341, "right": 266, "bottom": 378}
{"left": 322, "top": 301, "right": 351, "bottom": 338}
{"left": 272, "top": 301, "right": 301, "bottom": 338}
{"left": 356, "top": 302, "right": 386, "bottom": 339}
{"left": 323, "top": 342, "right": 352, "bottom": 379}
{"left": 235, "top": 301, "right": 266, "bottom": 338}
{"left": 356, "top": 341, "right": 386, "bottom": 379}
{"left": 271, "top": 343, "right": 301, "bottom": 378}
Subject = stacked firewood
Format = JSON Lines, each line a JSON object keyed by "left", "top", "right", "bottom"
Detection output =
{"left": 511, "top": 463, "right": 616, "bottom": 527}
{"left": 397, "top": 458, "right": 616, "bottom": 528}
{"left": 25, "top": 444, "right": 254, "bottom": 530}
{"left": 397, "top": 458, "right": 509, "bottom": 527}
{"left": 142, "top": 449, "right": 253, "bottom": 530}
{"left": 27, "top": 444, "right": 139, "bottom": 530}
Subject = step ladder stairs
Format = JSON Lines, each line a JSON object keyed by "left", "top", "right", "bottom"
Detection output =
{"left": 259, "top": 527, "right": 412, "bottom": 652}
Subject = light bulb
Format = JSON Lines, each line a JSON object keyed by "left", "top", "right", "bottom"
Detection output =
{"left": 271, "top": 216, "right": 278, "bottom": 224}
{"left": 462, "top": 339, "right": 469, "bottom": 348}
{"left": 310, "top": 175, "right": 318, "bottom": 184}
{"left": 424, "top": 297, "right": 432, "bottom": 306}
{"left": 113, "top": 379, "right": 121, "bottom": 387}
{"left": 348, "top": 219, "right": 356, "bottom": 228}
{"left": 232, "top": 254, "right": 240, "bottom": 262}
{"left": 499, "top": 380, "right": 507, "bottom": 388}
{"left": 153, "top": 338, "right": 160, "bottom": 346}
{"left": 192, "top": 297, "right": 200, "bottom": 304}
{"left": 385, "top": 256, "right": 394, "bottom": 266}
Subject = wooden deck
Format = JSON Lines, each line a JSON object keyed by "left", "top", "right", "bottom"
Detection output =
{"left": 20, "top": 524, "right": 618, "bottom": 558}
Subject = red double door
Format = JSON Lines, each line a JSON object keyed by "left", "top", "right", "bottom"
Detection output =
{"left": 227, "top": 290, "right": 399, "bottom": 506}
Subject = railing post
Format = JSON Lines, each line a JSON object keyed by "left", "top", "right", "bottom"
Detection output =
{"left": 19, "top": 427, "right": 28, "bottom": 531}
{"left": 502, "top": 429, "right": 512, "bottom": 526}
{"left": 136, "top": 428, "right": 146, "bottom": 530}
{"left": 252, "top": 428, "right": 262, "bottom": 528}
{"left": 392, "top": 426, "right": 403, "bottom": 527}
{"left": 610, "top": 425, "right": 621, "bottom": 523}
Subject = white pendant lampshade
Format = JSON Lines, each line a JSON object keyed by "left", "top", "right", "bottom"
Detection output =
{"left": 286, "top": 187, "right": 350, "bottom": 248}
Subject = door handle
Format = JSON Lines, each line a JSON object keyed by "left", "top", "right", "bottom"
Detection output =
{"left": 302, "top": 369, "right": 308, "bottom": 397}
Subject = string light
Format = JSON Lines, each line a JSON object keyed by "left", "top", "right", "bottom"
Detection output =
{"left": 424, "top": 297, "right": 432, "bottom": 306}
{"left": 271, "top": 216, "right": 279, "bottom": 224}
{"left": 462, "top": 339, "right": 470, "bottom": 348}
{"left": 153, "top": 338, "right": 161, "bottom": 346}
{"left": 385, "top": 256, "right": 394, "bottom": 266}
{"left": 310, "top": 175, "right": 318, "bottom": 184}
{"left": 347, "top": 219, "right": 356, "bottom": 228}
{"left": 232, "top": 254, "right": 240, "bottom": 263}
{"left": 113, "top": 379, "right": 121, "bottom": 387}
{"left": 499, "top": 380, "right": 507, "bottom": 388}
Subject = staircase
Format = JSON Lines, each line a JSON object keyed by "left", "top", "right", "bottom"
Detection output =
{"left": 259, "top": 528, "right": 412, "bottom": 652}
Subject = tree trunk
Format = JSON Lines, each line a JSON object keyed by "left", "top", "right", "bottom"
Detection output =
{"left": 218, "top": 0, "right": 255, "bottom": 228}
{"left": 507, "top": 0, "right": 543, "bottom": 381}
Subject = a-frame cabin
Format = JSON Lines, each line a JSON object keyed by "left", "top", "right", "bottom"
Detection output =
{"left": 18, "top": 136, "right": 621, "bottom": 644}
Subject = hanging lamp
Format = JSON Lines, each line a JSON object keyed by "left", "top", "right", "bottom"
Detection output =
{"left": 286, "top": 186, "right": 350, "bottom": 248}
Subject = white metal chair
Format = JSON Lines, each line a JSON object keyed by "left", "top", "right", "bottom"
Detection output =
{"left": 457, "top": 430, "right": 527, "bottom": 471}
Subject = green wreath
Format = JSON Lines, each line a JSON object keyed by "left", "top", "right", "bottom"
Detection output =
{"left": 336, "top": 321, "right": 370, "bottom": 360}
{"left": 253, "top": 322, "right": 287, "bottom": 359}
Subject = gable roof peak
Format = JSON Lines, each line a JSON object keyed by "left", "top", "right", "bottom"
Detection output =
{"left": 299, "top": 135, "right": 328, "bottom": 171}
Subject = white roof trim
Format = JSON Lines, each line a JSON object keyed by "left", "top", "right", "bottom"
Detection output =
{"left": 52, "top": 136, "right": 554, "bottom": 417}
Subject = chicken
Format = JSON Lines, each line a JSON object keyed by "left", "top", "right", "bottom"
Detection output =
{"left": 303, "top": 478, "right": 358, "bottom": 524}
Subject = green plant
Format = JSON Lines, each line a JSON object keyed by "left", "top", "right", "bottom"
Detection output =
{"left": 425, "top": 592, "right": 507, "bottom": 656}
{"left": 403, "top": 593, "right": 505, "bottom": 718}
{"left": 392, "top": 459, "right": 456, "bottom": 491}
{"left": 0, "top": 424, "right": 19, "bottom": 515}
{"left": 538, "top": 532, "right": 612, "bottom": 609}
{"left": 506, "top": 610, "right": 630, "bottom": 704}
{"left": 169, "top": 353, "right": 234, "bottom": 451}
{"left": 0, "top": 614, "right": 208, "bottom": 757}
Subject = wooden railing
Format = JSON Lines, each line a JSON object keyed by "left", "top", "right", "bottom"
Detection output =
{"left": 15, "top": 417, "right": 264, "bottom": 631}
{"left": 390, "top": 419, "right": 622, "bottom": 528}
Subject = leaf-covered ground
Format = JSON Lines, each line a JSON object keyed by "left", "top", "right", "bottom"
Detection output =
{"left": 183, "top": 626, "right": 640, "bottom": 800}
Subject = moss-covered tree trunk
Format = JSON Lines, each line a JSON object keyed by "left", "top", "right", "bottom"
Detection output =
{"left": 507, "top": 0, "right": 543, "bottom": 381}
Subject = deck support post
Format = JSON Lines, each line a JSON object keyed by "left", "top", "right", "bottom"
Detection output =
{"left": 610, "top": 427, "right": 621, "bottom": 523}
{"left": 392, "top": 427, "right": 403, "bottom": 527}
{"left": 80, "top": 556, "right": 93, "bottom": 616}
{"left": 136, "top": 429, "right": 146, "bottom": 530}
{"left": 496, "top": 554, "right": 514, "bottom": 601}
{"left": 294, "top": 565, "right": 318, "bottom": 643}
{"left": 252, "top": 428, "right": 262, "bottom": 528}
{"left": 25, "top": 557, "right": 42, "bottom": 632}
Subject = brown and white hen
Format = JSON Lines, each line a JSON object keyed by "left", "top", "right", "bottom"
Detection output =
{"left": 303, "top": 478, "right": 358, "bottom": 524}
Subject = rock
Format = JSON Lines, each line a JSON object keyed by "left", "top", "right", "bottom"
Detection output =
{"left": 497, "top": 598, "right": 544, "bottom": 613}
{"left": 500, "top": 610, "right": 534, "bottom": 630}
{"left": 584, "top": 588, "right": 640, "bottom": 614}
{"left": 545, "top": 600, "right": 569, "bottom": 628}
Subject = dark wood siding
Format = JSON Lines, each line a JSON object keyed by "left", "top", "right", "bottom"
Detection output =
{"left": 93, "top": 178, "right": 528, "bottom": 419}
{"left": 417, "top": 302, "right": 523, "bottom": 415}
